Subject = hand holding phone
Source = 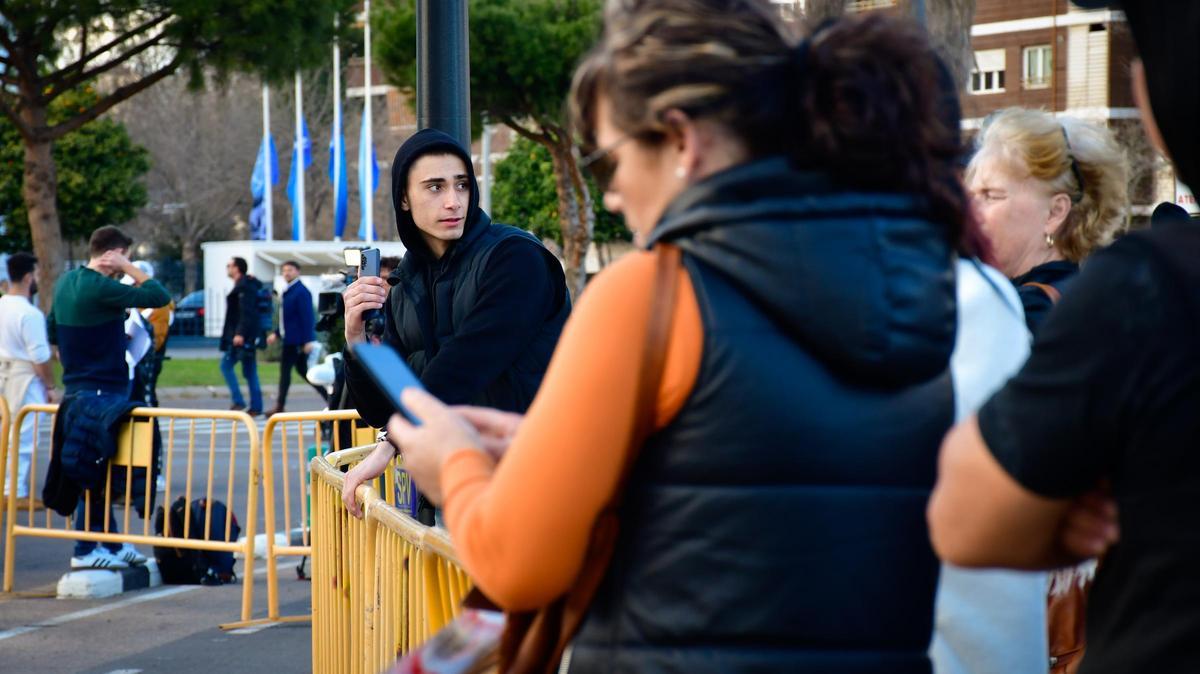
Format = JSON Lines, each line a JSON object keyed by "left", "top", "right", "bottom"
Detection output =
{"left": 350, "top": 343, "right": 424, "bottom": 424}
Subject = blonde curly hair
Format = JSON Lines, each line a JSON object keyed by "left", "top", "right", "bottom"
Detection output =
{"left": 968, "top": 108, "right": 1130, "bottom": 263}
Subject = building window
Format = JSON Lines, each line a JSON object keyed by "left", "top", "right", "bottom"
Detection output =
{"left": 1023, "top": 45, "right": 1053, "bottom": 89}
{"left": 970, "top": 49, "right": 1006, "bottom": 95}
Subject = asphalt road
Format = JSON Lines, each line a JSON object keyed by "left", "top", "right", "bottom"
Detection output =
{"left": 0, "top": 387, "right": 332, "bottom": 674}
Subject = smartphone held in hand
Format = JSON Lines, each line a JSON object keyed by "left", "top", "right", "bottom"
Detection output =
{"left": 350, "top": 342, "right": 425, "bottom": 425}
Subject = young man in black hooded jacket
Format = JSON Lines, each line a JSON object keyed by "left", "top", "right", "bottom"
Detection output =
{"left": 340, "top": 129, "right": 569, "bottom": 518}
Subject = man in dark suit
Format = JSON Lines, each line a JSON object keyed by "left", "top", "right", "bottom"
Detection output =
{"left": 267, "top": 260, "right": 327, "bottom": 414}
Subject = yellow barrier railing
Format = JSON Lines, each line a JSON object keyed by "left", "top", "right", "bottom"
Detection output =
{"left": 3, "top": 403, "right": 262, "bottom": 624}
{"left": 0, "top": 395, "right": 9, "bottom": 528}
{"left": 256, "top": 409, "right": 379, "bottom": 626}
{"left": 311, "top": 446, "right": 471, "bottom": 674}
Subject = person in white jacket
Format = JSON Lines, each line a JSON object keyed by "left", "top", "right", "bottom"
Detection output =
{"left": 0, "top": 252, "right": 55, "bottom": 507}
{"left": 930, "top": 258, "right": 1047, "bottom": 674}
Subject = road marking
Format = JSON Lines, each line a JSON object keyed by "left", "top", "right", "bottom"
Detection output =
{"left": 103, "top": 669, "right": 144, "bottom": 674}
{"left": 0, "top": 562, "right": 297, "bottom": 642}
{"left": 226, "top": 622, "right": 279, "bottom": 635}
{"left": 0, "top": 586, "right": 196, "bottom": 642}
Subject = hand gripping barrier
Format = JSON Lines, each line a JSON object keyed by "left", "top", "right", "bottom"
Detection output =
{"left": 249, "top": 409, "right": 382, "bottom": 627}
{"left": 3, "top": 403, "right": 262, "bottom": 624}
{"left": 310, "top": 446, "right": 471, "bottom": 674}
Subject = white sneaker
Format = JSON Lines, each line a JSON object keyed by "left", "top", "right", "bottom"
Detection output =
{"left": 71, "top": 548, "right": 129, "bottom": 570}
{"left": 114, "top": 544, "right": 148, "bottom": 565}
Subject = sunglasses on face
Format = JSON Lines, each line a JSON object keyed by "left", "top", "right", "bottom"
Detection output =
{"left": 575, "top": 134, "right": 634, "bottom": 193}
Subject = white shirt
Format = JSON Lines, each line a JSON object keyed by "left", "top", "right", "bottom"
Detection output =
{"left": 279, "top": 278, "right": 299, "bottom": 339}
{"left": 931, "top": 259, "right": 1048, "bottom": 674}
{"left": 0, "top": 294, "right": 51, "bottom": 364}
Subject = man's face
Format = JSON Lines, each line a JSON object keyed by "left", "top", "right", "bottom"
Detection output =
{"left": 281, "top": 264, "right": 300, "bottom": 283}
{"left": 401, "top": 153, "right": 470, "bottom": 256}
{"left": 226, "top": 260, "right": 239, "bottom": 279}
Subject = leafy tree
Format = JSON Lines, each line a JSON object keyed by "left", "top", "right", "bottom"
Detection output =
{"left": 492, "top": 136, "right": 628, "bottom": 255}
{"left": 376, "top": 0, "right": 604, "bottom": 299}
{"left": 0, "top": 88, "right": 148, "bottom": 253}
{"left": 0, "top": 0, "right": 355, "bottom": 309}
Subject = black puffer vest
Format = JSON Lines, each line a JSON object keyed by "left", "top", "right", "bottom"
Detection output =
{"left": 568, "top": 158, "right": 957, "bottom": 673}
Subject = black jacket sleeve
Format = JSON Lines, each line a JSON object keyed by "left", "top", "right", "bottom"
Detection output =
{"left": 236, "top": 279, "right": 259, "bottom": 339}
{"left": 342, "top": 285, "right": 410, "bottom": 429}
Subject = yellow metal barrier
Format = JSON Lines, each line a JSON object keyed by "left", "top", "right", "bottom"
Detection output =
{"left": 3, "top": 403, "right": 262, "bottom": 624}
{"left": 257, "top": 409, "right": 379, "bottom": 625}
{"left": 311, "top": 446, "right": 471, "bottom": 674}
{"left": 0, "top": 395, "right": 9, "bottom": 526}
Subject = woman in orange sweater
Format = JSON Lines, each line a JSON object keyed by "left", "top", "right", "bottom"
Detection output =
{"left": 381, "top": 3, "right": 981, "bottom": 672}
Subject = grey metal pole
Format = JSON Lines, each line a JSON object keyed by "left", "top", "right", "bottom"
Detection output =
{"left": 416, "top": 0, "right": 471, "bottom": 149}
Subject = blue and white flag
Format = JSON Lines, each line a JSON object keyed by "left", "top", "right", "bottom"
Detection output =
{"left": 286, "top": 118, "right": 313, "bottom": 240}
{"left": 249, "top": 198, "right": 267, "bottom": 241}
{"left": 329, "top": 111, "right": 349, "bottom": 239}
{"left": 251, "top": 135, "right": 279, "bottom": 203}
{"left": 358, "top": 106, "right": 379, "bottom": 241}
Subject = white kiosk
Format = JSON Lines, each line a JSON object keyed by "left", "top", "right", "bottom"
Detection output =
{"left": 199, "top": 240, "right": 406, "bottom": 338}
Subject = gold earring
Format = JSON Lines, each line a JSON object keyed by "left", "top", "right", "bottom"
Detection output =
{"left": 1045, "top": 233, "right": 1055, "bottom": 248}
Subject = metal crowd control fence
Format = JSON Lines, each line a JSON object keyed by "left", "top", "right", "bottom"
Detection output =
{"left": 311, "top": 445, "right": 470, "bottom": 674}
{"left": 0, "top": 396, "right": 9, "bottom": 525}
{"left": 3, "top": 403, "right": 262, "bottom": 623}
{"left": 256, "top": 409, "right": 382, "bottom": 626}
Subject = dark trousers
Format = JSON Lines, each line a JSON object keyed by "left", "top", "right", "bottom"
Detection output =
{"left": 279, "top": 344, "right": 329, "bottom": 406}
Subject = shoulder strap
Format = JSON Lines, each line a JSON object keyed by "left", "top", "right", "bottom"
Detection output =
{"left": 1022, "top": 281, "right": 1061, "bottom": 305}
{"left": 619, "top": 243, "right": 682, "bottom": 497}
{"left": 504, "top": 244, "right": 682, "bottom": 674}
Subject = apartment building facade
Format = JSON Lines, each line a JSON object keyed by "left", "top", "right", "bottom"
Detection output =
{"left": 772, "top": 0, "right": 1188, "bottom": 218}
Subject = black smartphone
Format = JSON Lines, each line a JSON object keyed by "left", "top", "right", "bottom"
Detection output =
{"left": 359, "top": 247, "right": 381, "bottom": 278}
{"left": 349, "top": 343, "right": 424, "bottom": 425}
{"left": 352, "top": 245, "right": 381, "bottom": 323}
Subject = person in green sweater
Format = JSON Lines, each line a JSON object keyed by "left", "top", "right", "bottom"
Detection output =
{"left": 49, "top": 225, "right": 170, "bottom": 569}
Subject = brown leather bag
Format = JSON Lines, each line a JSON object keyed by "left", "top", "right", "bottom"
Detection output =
{"left": 1023, "top": 278, "right": 1090, "bottom": 674}
{"left": 499, "top": 243, "right": 683, "bottom": 674}
{"left": 1048, "top": 562, "right": 1096, "bottom": 674}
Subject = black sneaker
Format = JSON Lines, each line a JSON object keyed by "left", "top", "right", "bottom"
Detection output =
{"left": 229, "top": 404, "right": 246, "bottom": 411}
{"left": 246, "top": 408, "right": 263, "bottom": 418}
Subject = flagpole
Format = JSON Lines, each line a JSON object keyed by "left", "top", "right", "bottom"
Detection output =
{"left": 263, "top": 83, "right": 273, "bottom": 242}
{"left": 364, "top": 0, "right": 374, "bottom": 245}
{"left": 294, "top": 70, "right": 307, "bottom": 242}
{"left": 333, "top": 17, "right": 343, "bottom": 242}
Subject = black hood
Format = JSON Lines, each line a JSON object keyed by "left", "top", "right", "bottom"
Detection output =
{"left": 648, "top": 157, "right": 957, "bottom": 386}
{"left": 390, "top": 128, "right": 484, "bottom": 262}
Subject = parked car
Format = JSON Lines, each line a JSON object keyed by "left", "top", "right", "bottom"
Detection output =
{"left": 171, "top": 290, "right": 205, "bottom": 336}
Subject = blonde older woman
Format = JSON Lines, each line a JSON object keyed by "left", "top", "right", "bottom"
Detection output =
{"left": 967, "top": 108, "right": 1129, "bottom": 333}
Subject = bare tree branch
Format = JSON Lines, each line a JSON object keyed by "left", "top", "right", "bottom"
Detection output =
{"left": 0, "top": 92, "right": 33, "bottom": 141}
{"left": 46, "top": 33, "right": 172, "bottom": 101}
{"left": 497, "top": 113, "right": 551, "bottom": 146}
{"left": 44, "top": 13, "right": 173, "bottom": 92}
{"left": 45, "top": 54, "right": 183, "bottom": 141}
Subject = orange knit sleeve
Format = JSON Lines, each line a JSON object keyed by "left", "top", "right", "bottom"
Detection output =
{"left": 439, "top": 250, "right": 703, "bottom": 611}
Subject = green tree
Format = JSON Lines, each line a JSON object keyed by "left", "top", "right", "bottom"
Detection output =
{"left": 0, "top": 88, "right": 148, "bottom": 253}
{"left": 492, "top": 136, "right": 628, "bottom": 256}
{"left": 376, "top": 0, "right": 604, "bottom": 298}
{"left": 0, "top": 0, "right": 355, "bottom": 309}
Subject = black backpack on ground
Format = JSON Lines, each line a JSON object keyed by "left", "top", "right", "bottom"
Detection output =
{"left": 153, "top": 496, "right": 241, "bottom": 585}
